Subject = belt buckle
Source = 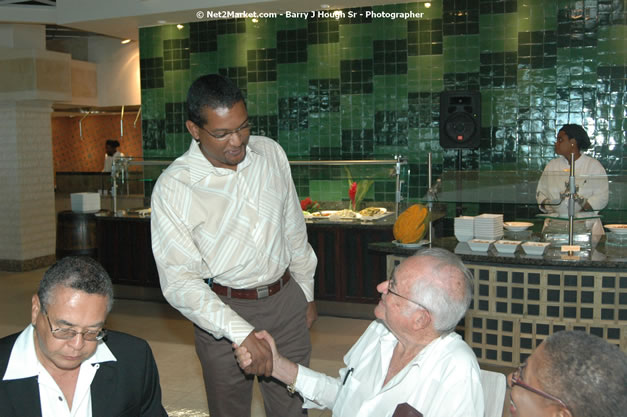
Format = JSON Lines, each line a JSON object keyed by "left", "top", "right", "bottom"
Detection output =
{"left": 256, "top": 286, "right": 269, "bottom": 299}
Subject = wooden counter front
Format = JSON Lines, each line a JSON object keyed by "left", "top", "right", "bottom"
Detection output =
{"left": 95, "top": 215, "right": 393, "bottom": 304}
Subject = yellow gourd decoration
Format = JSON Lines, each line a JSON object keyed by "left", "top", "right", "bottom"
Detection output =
{"left": 393, "top": 204, "right": 429, "bottom": 244}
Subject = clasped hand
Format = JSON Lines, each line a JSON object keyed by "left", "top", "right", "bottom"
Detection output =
{"left": 234, "top": 330, "right": 277, "bottom": 377}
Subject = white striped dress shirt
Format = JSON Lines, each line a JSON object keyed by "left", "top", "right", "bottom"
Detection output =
{"left": 151, "top": 136, "right": 317, "bottom": 344}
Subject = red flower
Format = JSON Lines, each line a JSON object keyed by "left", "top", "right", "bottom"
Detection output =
{"left": 300, "top": 197, "right": 312, "bottom": 211}
{"left": 349, "top": 182, "right": 357, "bottom": 209}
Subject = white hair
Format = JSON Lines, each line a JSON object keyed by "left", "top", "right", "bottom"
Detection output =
{"left": 406, "top": 248, "right": 473, "bottom": 334}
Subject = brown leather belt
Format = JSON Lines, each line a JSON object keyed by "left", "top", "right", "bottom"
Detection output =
{"left": 209, "top": 270, "right": 290, "bottom": 299}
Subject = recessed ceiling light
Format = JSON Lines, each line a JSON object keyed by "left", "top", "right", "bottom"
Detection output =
{"left": 320, "top": 4, "right": 330, "bottom": 9}
{"left": 252, "top": 18, "right": 259, "bottom": 23}
{"left": 176, "top": 24, "right": 184, "bottom": 30}
{"left": 121, "top": 39, "right": 131, "bottom": 44}
{"left": 425, "top": 2, "right": 431, "bottom": 7}
{"left": 157, "top": 20, "right": 167, "bottom": 24}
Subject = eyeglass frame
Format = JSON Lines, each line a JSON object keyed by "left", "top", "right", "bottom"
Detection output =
{"left": 197, "top": 120, "right": 252, "bottom": 141}
{"left": 386, "top": 272, "right": 430, "bottom": 313}
{"left": 42, "top": 308, "right": 107, "bottom": 342}
{"left": 510, "top": 362, "right": 569, "bottom": 410}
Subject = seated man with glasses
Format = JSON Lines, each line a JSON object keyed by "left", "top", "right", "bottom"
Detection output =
{"left": 508, "top": 330, "right": 626, "bottom": 417}
{"left": 234, "top": 248, "right": 484, "bottom": 417}
{"left": 0, "top": 256, "right": 167, "bottom": 417}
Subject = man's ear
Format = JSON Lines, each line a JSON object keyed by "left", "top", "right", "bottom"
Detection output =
{"left": 31, "top": 294, "right": 41, "bottom": 326}
{"left": 186, "top": 120, "right": 200, "bottom": 140}
{"left": 412, "top": 308, "right": 431, "bottom": 331}
{"left": 554, "top": 406, "right": 572, "bottom": 417}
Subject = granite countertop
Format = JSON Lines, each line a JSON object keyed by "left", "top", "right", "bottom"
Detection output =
{"left": 369, "top": 237, "right": 627, "bottom": 270}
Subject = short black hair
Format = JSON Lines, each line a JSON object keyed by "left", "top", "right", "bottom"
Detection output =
{"left": 559, "top": 124, "right": 591, "bottom": 150}
{"left": 38, "top": 256, "right": 114, "bottom": 313}
{"left": 539, "top": 330, "right": 627, "bottom": 417}
{"left": 186, "top": 74, "right": 245, "bottom": 127}
{"left": 106, "top": 140, "right": 120, "bottom": 148}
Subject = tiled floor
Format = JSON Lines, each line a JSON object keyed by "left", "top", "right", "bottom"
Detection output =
{"left": 0, "top": 268, "right": 510, "bottom": 417}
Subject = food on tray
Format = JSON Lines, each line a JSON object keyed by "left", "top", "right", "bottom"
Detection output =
{"left": 393, "top": 204, "right": 429, "bottom": 244}
{"left": 333, "top": 209, "right": 357, "bottom": 218}
{"left": 359, "top": 207, "right": 385, "bottom": 217}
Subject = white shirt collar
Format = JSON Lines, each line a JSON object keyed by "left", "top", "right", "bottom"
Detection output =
{"left": 3, "top": 325, "right": 117, "bottom": 381}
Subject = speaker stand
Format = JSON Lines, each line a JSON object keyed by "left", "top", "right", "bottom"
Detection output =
{"left": 456, "top": 149, "right": 463, "bottom": 217}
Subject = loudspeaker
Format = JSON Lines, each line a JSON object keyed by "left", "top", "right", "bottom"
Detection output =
{"left": 439, "top": 91, "right": 481, "bottom": 148}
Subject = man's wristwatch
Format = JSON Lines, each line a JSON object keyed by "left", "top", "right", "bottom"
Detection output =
{"left": 287, "top": 369, "right": 298, "bottom": 395}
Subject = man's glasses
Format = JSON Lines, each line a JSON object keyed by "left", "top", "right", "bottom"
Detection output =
{"left": 386, "top": 274, "right": 429, "bottom": 312}
{"left": 510, "top": 363, "right": 569, "bottom": 410}
{"left": 198, "top": 121, "right": 251, "bottom": 141}
{"left": 42, "top": 309, "right": 107, "bottom": 342}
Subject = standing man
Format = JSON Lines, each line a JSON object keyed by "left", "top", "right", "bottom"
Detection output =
{"left": 102, "top": 140, "right": 123, "bottom": 172}
{"left": 0, "top": 256, "right": 167, "bottom": 417}
{"left": 151, "top": 74, "right": 317, "bottom": 417}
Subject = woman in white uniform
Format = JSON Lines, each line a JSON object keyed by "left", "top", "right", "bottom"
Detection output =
{"left": 536, "top": 124, "right": 608, "bottom": 236}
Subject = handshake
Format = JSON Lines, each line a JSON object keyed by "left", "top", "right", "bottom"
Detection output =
{"left": 233, "top": 330, "right": 287, "bottom": 379}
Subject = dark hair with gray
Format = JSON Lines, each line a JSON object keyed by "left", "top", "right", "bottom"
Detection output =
{"left": 38, "top": 256, "right": 114, "bottom": 313}
{"left": 406, "top": 247, "right": 473, "bottom": 334}
{"left": 187, "top": 74, "right": 245, "bottom": 127}
{"left": 538, "top": 330, "right": 626, "bottom": 417}
{"left": 559, "top": 124, "right": 591, "bottom": 150}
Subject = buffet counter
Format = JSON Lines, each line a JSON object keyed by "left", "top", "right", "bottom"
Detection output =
{"left": 93, "top": 213, "right": 394, "bottom": 311}
{"left": 369, "top": 236, "right": 627, "bottom": 367}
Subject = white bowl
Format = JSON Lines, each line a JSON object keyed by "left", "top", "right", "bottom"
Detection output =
{"left": 494, "top": 240, "right": 521, "bottom": 254}
{"left": 521, "top": 241, "right": 551, "bottom": 256}
{"left": 605, "top": 224, "right": 627, "bottom": 234}
{"left": 454, "top": 232, "right": 474, "bottom": 242}
{"left": 467, "top": 239, "right": 494, "bottom": 252}
{"left": 503, "top": 221, "right": 534, "bottom": 231}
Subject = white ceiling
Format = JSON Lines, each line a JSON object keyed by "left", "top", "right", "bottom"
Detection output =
{"left": 1, "top": 0, "right": 430, "bottom": 41}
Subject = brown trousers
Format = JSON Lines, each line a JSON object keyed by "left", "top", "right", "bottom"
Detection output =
{"left": 194, "top": 278, "right": 311, "bottom": 417}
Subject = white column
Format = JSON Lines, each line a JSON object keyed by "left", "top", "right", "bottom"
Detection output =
{"left": 0, "top": 100, "right": 56, "bottom": 270}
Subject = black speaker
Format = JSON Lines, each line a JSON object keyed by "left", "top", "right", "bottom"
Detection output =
{"left": 439, "top": 91, "right": 481, "bottom": 148}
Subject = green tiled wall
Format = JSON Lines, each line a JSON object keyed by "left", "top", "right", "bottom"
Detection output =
{"left": 139, "top": 0, "right": 626, "bottom": 219}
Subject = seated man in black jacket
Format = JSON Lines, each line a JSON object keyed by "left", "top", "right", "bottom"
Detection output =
{"left": 0, "top": 256, "right": 168, "bottom": 417}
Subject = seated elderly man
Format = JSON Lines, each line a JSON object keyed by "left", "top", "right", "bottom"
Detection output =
{"left": 0, "top": 256, "right": 167, "bottom": 417}
{"left": 508, "top": 330, "right": 626, "bottom": 417}
{"left": 235, "top": 247, "right": 484, "bottom": 417}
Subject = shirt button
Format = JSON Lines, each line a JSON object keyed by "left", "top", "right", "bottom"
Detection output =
{"left": 58, "top": 396, "right": 63, "bottom": 401}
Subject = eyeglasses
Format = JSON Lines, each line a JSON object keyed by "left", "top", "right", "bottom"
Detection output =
{"left": 386, "top": 274, "right": 429, "bottom": 312}
{"left": 42, "top": 309, "right": 107, "bottom": 342}
{"left": 387, "top": 288, "right": 430, "bottom": 312}
{"left": 510, "top": 363, "right": 569, "bottom": 410}
{"left": 198, "top": 121, "right": 251, "bottom": 141}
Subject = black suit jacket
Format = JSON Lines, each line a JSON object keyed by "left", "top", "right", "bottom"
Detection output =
{"left": 0, "top": 329, "right": 168, "bottom": 417}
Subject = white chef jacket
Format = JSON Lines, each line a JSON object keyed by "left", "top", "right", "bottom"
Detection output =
{"left": 536, "top": 154, "right": 608, "bottom": 235}
{"left": 151, "top": 136, "right": 317, "bottom": 344}
{"left": 294, "top": 320, "right": 484, "bottom": 417}
{"left": 2, "top": 325, "right": 116, "bottom": 417}
{"left": 103, "top": 151, "right": 124, "bottom": 172}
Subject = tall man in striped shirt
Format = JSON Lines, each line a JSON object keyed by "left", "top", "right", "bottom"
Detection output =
{"left": 151, "top": 74, "right": 318, "bottom": 417}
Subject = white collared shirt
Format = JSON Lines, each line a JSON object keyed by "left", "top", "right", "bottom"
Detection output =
{"left": 294, "top": 320, "right": 484, "bottom": 417}
{"left": 151, "top": 136, "right": 317, "bottom": 344}
{"left": 2, "top": 325, "right": 117, "bottom": 417}
{"left": 103, "top": 151, "right": 124, "bottom": 172}
{"left": 536, "top": 154, "right": 609, "bottom": 212}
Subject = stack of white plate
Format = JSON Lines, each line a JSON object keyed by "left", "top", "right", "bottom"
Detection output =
{"left": 454, "top": 216, "right": 475, "bottom": 241}
{"left": 474, "top": 213, "right": 504, "bottom": 240}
